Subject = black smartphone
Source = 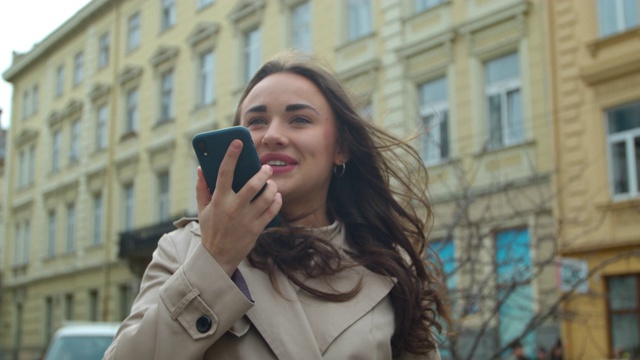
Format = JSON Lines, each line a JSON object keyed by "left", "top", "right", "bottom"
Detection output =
{"left": 192, "top": 126, "right": 280, "bottom": 228}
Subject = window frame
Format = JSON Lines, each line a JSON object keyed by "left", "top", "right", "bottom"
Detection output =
{"left": 415, "top": 0, "right": 445, "bottom": 13}
{"left": 98, "top": 32, "right": 110, "bottom": 69}
{"left": 419, "top": 77, "right": 450, "bottom": 165}
{"left": 159, "top": 70, "right": 175, "bottom": 122}
{"left": 47, "top": 210, "right": 56, "bottom": 258}
{"left": 346, "top": 0, "right": 372, "bottom": 41}
{"left": 291, "top": 1, "right": 312, "bottom": 52}
{"left": 73, "top": 51, "right": 84, "bottom": 86}
{"left": 125, "top": 87, "right": 139, "bottom": 133}
{"left": 243, "top": 28, "right": 261, "bottom": 85}
{"left": 606, "top": 101, "right": 640, "bottom": 200}
{"left": 69, "top": 119, "right": 80, "bottom": 162}
{"left": 55, "top": 65, "right": 65, "bottom": 97}
{"left": 127, "top": 12, "right": 141, "bottom": 51}
{"left": 51, "top": 130, "right": 62, "bottom": 172}
{"left": 197, "top": 50, "right": 215, "bottom": 106}
{"left": 161, "top": 0, "right": 176, "bottom": 31}
{"left": 484, "top": 52, "right": 524, "bottom": 150}
{"left": 123, "top": 183, "right": 135, "bottom": 231}
{"left": 93, "top": 193, "right": 103, "bottom": 245}
{"left": 96, "top": 104, "right": 108, "bottom": 150}
{"left": 597, "top": 0, "right": 640, "bottom": 38}
{"left": 606, "top": 274, "right": 640, "bottom": 358}
{"left": 66, "top": 203, "right": 76, "bottom": 253}
{"left": 157, "top": 172, "right": 171, "bottom": 221}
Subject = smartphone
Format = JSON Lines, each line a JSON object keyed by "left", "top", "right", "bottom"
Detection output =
{"left": 192, "top": 126, "right": 280, "bottom": 228}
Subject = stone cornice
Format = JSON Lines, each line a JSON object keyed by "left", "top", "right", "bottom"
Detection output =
{"left": 150, "top": 46, "right": 180, "bottom": 68}
{"left": 90, "top": 83, "right": 111, "bottom": 102}
{"left": 187, "top": 22, "right": 221, "bottom": 47}
{"left": 14, "top": 128, "right": 39, "bottom": 146}
{"left": 228, "top": 0, "right": 266, "bottom": 24}
{"left": 118, "top": 65, "right": 143, "bottom": 86}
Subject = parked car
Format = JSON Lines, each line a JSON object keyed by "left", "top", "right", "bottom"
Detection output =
{"left": 42, "top": 322, "right": 120, "bottom": 360}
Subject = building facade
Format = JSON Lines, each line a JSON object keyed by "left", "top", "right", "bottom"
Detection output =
{"left": 2, "top": 0, "right": 560, "bottom": 359}
{"left": 548, "top": 0, "right": 640, "bottom": 359}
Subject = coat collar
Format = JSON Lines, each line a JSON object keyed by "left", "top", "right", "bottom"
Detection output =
{"left": 239, "top": 223, "right": 395, "bottom": 358}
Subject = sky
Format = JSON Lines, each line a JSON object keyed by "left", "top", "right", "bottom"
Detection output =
{"left": 0, "top": 0, "right": 93, "bottom": 129}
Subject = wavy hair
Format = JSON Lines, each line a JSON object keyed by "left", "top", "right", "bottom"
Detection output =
{"left": 234, "top": 52, "right": 450, "bottom": 357}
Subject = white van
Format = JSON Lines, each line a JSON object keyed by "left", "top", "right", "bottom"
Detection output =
{"left": 42, "top": 322, "right": 120, "bottom": 360}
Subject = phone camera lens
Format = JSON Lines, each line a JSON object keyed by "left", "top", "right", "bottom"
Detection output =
{"left": 197, "top": 141, "right": 208, "bottom": 156}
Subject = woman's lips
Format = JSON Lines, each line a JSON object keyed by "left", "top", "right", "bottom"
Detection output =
{"left": 260, "top": 153, "right": 298, "bottom": 174}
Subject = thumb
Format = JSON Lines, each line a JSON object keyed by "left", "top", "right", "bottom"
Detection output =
{"left": 195, "top": 166, "right": 212, "bottom": 213}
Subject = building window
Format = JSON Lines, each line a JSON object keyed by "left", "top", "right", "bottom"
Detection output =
{"left": 123, "top": 184, "right": 135, "bottom": 231}
{"left": 18, "top": 149, "right": 27, "bottom": 188}
{"left": 496, "top": 229, "right": 535, "bottom": 357}
{"left": 119, "top": 284, "right": 134, "bottom": 321}
{"left": 291, "top": 2, "right": 311, "bottom": 52}
{"left": 97, "top": 104, "right": 108, "bottom": 150}
{"left": 160, "top": 70, "right": 174, "bottom": 121}
{"left": 128, "top": 12, "right": 141, "bottom": 51}
{"left": 161, "top": 0, "right": 176, "bottom": 30}
{"left": 597, "top": 0, "right": 639, "bottom": 38}
{"left": 99, "top": 33, "right": 110, "bottom": 68}
{"left": 32, "top": 85, "right": 39, "bottom": 114}
{"left": 22, "top": 90, "right": 30, "bottom": 119}
{"left": 66, "top": 204, "right": 76, "bottom": 253}
{"left": 89, "top": 289, "right": 99, "bottom": 321}
{"left": 93, "top": 193, "right": 103, "bottom": 245}
{"left": 28, "top": 146, "right": 35, "bottom": 185}
{"left": 47, "top": 211, "right": 56, "bottom": 257}
{"left": 64, "top": 293, "right": 74, "bottom": 321}
{"left": 415, "top": 0, "right": 445, "bottom": 12}
{"left": 45, "top": 297, "right": 54, "bottom": 340}
{"left": 347, "top": 0, "right": 372, "bottom": 41}
{"left": 55, "top": 65, "right": 65, "bottom": 97}
{"left": 69, "top": 120, "right": 80, "bottom": 162}
{"left": 126, "top": 88, "right": 139, "bottom": 132}
{"left": 197, "top": 0, "right": 214, "bottom": 9}
{"left": 52, "top": 130, "right": 62, "bottom": 172}
{"left": 157, "top": 172, "right": 170, "bottom": 221}
{"left": 243, "top": 28, "right": 261, "bottom": 85}
{"left": 13, "top": 223, "right": 22, "bottom": 266}
{"left": 23, "top": 220, "right": 31, "bottom": 265}
{"left": 485, "top": 52, "right": 523, "bottom": 149}
{"left": 73, "top": 52, "right": 84, "bottom": 86}
{"left": 419, "top": 77, "right": 449, "bottom": 165}
{"left": 606, "top": 101, "right": 640, "bottom": 199}
{"left": 607, "top": 274, "right": 640, "bottom": 359}
{"left": 197, "top": 50, "right": 215, "bottom": 106}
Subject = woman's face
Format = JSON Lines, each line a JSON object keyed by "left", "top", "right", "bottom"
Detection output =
{"left": 239, "top": 72, "right": 348, "bottom": 226}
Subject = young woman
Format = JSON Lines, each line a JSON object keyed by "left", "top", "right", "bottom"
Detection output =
{"left": 105, "top": 53, "right": 449, "bottom": 359}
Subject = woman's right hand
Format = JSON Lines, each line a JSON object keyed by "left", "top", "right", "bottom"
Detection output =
{"left": 195, "top": 139, "right": 282, "bottom": 276}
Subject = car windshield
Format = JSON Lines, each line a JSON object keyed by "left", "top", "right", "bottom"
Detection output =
{"left": 44, "top": 335, "right": 114, "bottom": 360}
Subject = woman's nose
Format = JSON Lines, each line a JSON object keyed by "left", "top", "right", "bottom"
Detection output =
{"left": 262, "top": 121, "right": 288, "bottom": 147}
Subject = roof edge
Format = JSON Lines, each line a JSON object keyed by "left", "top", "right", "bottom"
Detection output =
{"left": 2, "top": 0, "right": 110, "bottom": 82}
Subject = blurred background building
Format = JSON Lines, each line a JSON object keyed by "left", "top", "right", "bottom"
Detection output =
{"left": 1, "top": 0, "right": 638, "bottom": 359}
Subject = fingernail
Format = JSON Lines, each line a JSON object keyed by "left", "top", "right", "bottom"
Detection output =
{"left": 231, "top": 140, "right": 241, "bottom": 150}
{"left": 263, "top": 164, "right": 272, "bottom": 172}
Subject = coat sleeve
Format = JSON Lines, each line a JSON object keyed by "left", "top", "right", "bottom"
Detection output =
{"left": 104, "top": 228, "right": 254, "bottom": 360}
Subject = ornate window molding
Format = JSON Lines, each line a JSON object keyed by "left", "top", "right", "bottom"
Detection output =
{"left": 90, "top": 83, "right": 111, "bottom": 103}
{"left": 187, "top": 22, "right": 221, "bottom": 49}
{"left": 118, "top": 65, "right": 143, "bottom": 88}
{"left": 150, "top": 45, "right": 179, "bottom": 69}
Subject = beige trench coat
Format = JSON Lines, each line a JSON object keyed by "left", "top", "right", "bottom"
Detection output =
{"left": 104, "top": 219, "right": 440, "bottom": 360}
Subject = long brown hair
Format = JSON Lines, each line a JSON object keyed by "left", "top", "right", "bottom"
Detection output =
{"left": 234, "top": 52, "right": 450, "bottom": 357}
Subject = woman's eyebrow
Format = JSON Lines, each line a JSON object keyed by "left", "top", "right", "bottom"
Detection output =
{"left": 285, "top": 103, "right": 319, "bottom": 114}
{"left": 245, "top": 105, "right": 267, "bottom": 115}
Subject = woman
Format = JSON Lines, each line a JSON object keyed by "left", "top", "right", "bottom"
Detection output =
{"left": 105, "top": 53, "right": 449, "bottom": 359}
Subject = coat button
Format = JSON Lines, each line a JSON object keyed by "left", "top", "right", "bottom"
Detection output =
{"left": 196, "top": 315, "right": 212, "bottom": 333}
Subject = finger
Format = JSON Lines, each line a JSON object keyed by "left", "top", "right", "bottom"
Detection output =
{"left": 195, "top": 167, "right": 212, "bottom": 213}
{"left": 215, "top": 140, "right": 243, "bottom": 193}
{"left": 259, "top": 192, "right": 282, "bottom": 226}
{"left": 238, "top": 164, "right": 273, "bottom": 204}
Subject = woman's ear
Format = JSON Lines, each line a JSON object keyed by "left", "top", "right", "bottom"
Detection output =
{"left": 334, "top": 144, "right": 350, "bottom": 165}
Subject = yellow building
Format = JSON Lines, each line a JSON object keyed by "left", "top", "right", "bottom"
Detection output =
{"left": 2, "top": 0, "right": 560, "bottom": 358}
{"left": 547, "top": 0, "right": 640, "bottom": 359}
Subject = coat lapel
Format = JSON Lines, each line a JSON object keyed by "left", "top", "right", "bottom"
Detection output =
{"left": 239, "top": 261, "right": 323, "bottom": 360}
{"left": 298, "top": 266, "right": 395, "bottom": 354}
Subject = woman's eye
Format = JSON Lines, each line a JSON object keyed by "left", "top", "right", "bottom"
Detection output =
{"left": 247, "top": 118, "right": 267, "bottom": 126}
{"left": 291, "top": 116, "right": 311, "bottom": 124}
